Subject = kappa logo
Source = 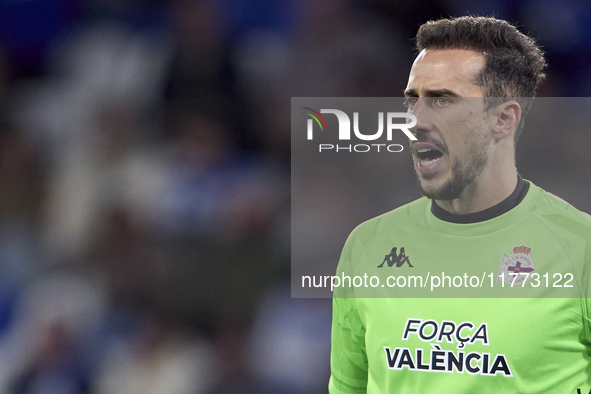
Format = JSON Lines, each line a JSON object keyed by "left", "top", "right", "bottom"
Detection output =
{"left": 497, "top": 244, "right": 535, "bottom": 286}
{"left": 378, "top": 247, "right": 413, "bottom": 268}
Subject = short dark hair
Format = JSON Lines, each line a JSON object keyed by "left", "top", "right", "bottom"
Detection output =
{"left": 415, "top": 16, "right": 547, "bottom": 139}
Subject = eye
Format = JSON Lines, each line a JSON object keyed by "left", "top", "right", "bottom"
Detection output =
{"left": 404, "top": 97, "right": 418, "bottom": 110}
{"left": 434, "top": 97, "right": 453, "bottom": 107}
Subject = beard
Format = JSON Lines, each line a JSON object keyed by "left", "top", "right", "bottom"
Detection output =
{"left": 416, "top": 149, "right": 488, "bottom": 201}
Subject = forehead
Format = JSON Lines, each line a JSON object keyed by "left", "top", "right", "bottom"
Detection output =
{"left": 405, "top": 49, "right": 485, "bottom": 97}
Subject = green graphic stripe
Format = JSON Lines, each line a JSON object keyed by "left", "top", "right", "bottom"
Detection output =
{"left": 303, "top": 112, "right": 324, "bottom": 131}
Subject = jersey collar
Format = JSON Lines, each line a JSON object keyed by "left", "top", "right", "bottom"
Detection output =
{"left": 431, "top": 174, "right": 528, "bottom": 224}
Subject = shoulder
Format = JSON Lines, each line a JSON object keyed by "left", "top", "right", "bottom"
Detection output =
{"left": 525, "top": 181, "right": 591, "bottom": 280}
{"left": 527, "top": 181, "right": 591, "bottom": 233}
{"left": 337, "top": 197, "right": 428, "bottom": 285}
{"left": 343, "top": 197, "right": 429, "bottom": 250}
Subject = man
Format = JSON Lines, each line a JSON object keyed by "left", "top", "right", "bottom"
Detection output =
{"left": 330, "top": 16, "right": 591, "bottom": 393}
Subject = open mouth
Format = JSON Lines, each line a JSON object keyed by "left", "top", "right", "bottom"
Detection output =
{"left": 416, "top": 148, "right": 443, "bottom": 167}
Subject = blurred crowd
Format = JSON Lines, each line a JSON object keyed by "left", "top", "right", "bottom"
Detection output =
{"left": 1, "top": 0, "right": 591, "bottom": 393}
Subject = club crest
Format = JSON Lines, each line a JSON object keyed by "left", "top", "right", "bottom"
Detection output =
{"left": 497, "top": 244, "right": 535, "bottom": 286}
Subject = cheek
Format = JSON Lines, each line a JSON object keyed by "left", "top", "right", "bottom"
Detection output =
{"left": 447, "top": 138, "right": 473, "bottom": 165}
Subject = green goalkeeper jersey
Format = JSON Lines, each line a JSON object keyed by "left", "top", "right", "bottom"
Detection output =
{"left": 329, "top": 181, "right": 591, "bottom": 393}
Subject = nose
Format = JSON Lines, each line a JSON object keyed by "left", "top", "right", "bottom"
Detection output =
{"left": 409, "top": 98, "right": 434, "bottom": 136}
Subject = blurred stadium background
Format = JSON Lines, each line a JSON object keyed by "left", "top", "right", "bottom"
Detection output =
{"left": 0, "top": 0, "right": 590, "bottom": 393}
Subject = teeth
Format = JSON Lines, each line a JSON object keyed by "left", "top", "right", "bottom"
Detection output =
{"left": 417, "top": 148, "right": 432, "bottom": 153}
{"left": 421, "top": 156, "right": 441, "bottom": 167}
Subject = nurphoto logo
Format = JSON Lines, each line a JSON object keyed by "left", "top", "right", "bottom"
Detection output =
{"left": 302, "top": 107, "right": 417, "bottom": 153}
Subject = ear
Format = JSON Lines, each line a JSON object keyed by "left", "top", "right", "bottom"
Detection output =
{"left": 491, "top": 101, "right": 521, "bottom": 142}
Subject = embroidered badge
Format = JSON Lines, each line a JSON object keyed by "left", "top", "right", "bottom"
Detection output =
{"left": 497, "top": 244, "right": 535, "bottom": 286}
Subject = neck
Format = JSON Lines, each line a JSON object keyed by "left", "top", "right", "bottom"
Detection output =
{"left": 434, "top": 169, "right": 519, "bottom": 215}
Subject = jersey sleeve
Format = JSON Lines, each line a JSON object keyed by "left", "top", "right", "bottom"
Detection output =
{"left": 329, "top": 230, "right": 368, "bottom": 393}
{"left": 329, "top": 295, "right": 368, "bottom": 393}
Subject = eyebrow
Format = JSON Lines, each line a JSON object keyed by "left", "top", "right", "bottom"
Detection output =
{"left": 403, "top": 88, "right": 461, "bottom": 97}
